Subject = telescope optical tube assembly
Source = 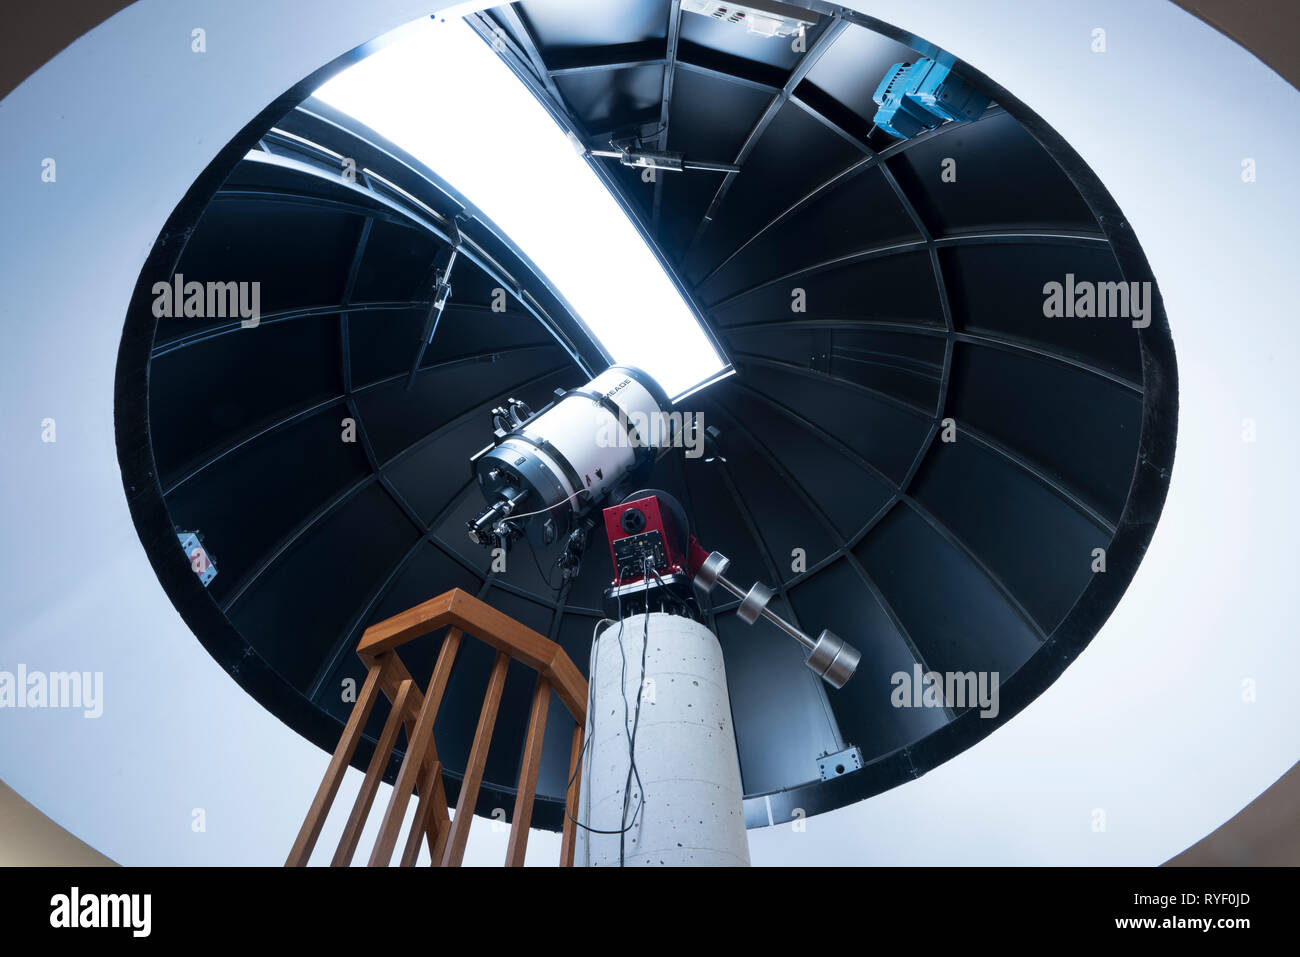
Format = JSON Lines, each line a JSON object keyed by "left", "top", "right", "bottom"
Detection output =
{"left": 467, "top": 365, "right": 674, "bottom": 552}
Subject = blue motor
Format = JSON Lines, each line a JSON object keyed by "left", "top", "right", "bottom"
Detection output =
{"left": 872, "top": 57, "right": 990, "bottom": 139}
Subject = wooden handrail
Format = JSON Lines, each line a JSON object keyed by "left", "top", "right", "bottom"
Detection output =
{"left": 286, "top": 588, "right": 587, "bottom": 867}
{"left": 356, "top": 588, "right": 587, "bottom": 718}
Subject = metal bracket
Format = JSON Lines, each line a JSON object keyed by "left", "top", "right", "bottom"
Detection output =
{"left": 817, "top": 745, "right": 863, "bottom": 781}
{"left": 404, "top": 219, "right": 466, "bottom": 390}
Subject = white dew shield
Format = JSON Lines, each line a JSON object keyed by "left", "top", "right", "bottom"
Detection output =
{"left": 576, "top": 613, "right": 751, "bottom": 867}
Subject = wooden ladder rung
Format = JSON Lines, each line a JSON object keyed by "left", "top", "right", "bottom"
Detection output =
{"left": 331, "top": 676, "right": 415, "bottom": 866}
{"left": 401, "top": 759, "right": 445, "bottom": 866}
{"left": 505, "top": 675, "right": 551, "bottom": 866}
{"left": 560, "top": 722, "right": 585, "bottom": 867}
{"left": 285, "top": 658, "right": 387, "bottom": 866}
{"left": 368, "top": 628, "right": 463, "bottom": 866}
{"left": 439, "top": 649, "right": 511, "bottom": 866}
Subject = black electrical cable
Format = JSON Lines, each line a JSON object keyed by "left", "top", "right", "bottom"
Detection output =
{"left": 619, "top": 557, "right": 653, "bottom": 866}
{"left": 563, "top": 574, "right": 645, "bottom": 846}
{"left": 560, "top": 558, "right": 668, "bottom": 863}
{"left": 648, "top": 564, "right": 692, "bottom": 618}
{"left": 561, "top": 637, "right": 642, "bottom": 837}
{"left": 521, "top": 533, "right": 564, "bottom": 594}
{"left": 559, "top": 621, "right": 627, "bottom": 835}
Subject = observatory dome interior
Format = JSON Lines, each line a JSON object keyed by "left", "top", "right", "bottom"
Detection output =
{"left": 116, "top": 0, "right": 1177, "bottom": 832}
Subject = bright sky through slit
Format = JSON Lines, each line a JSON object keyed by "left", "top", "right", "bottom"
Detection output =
{"left": 315, "top": 13, "right": 726, "bottom": 399}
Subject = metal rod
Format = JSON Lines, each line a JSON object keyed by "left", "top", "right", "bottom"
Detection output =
{"left": 682, "top": 159, "right": 742, "bottom": 173}
{"left": 714, "top": 572, "right": 816, "bottom": 651}
{"left": 714, "top": 576, "right": 745, "bottom": 601}
{"left": 405, "top": 243, "right": 461, "bottom": 390}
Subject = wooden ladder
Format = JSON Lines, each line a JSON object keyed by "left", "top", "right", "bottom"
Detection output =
{"left": 286, "top": 588, "right": 587, "bottom": 866}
